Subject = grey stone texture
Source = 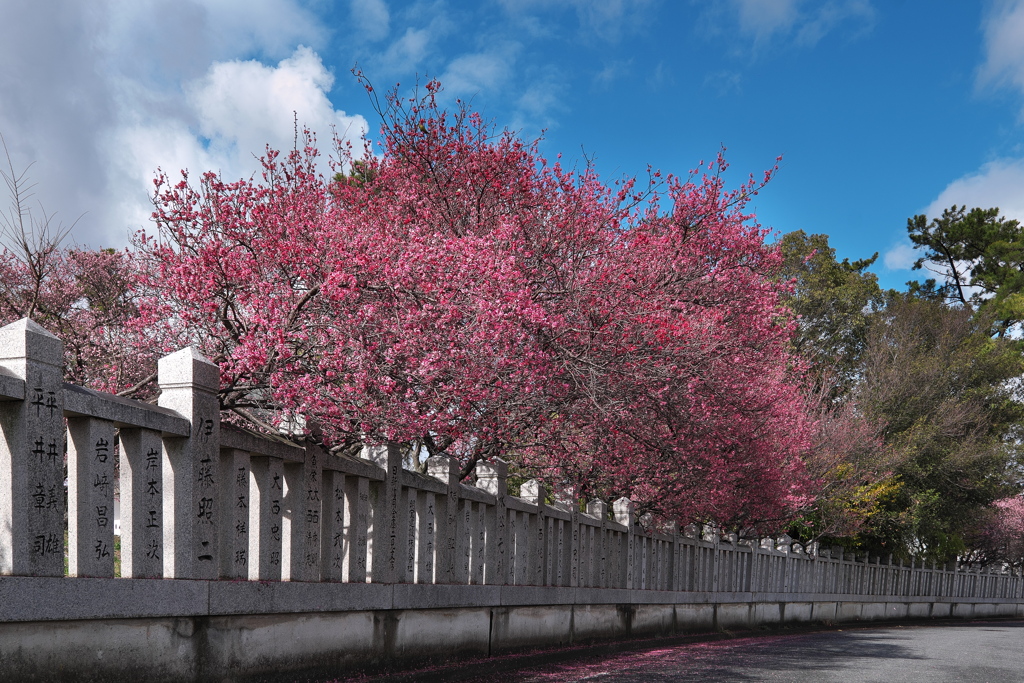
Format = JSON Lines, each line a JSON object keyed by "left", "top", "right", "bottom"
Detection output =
{"left": 0, "top": 319, "right": 65, "bottom": 577}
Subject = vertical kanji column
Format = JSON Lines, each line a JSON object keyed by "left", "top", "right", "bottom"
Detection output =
{"left": 119, "top": 427, "right": 164, "bottom": 577}
{"left": 67, "top": 417, "right": 116, "bottom": 576}
{"left": 476, "top": 458, "right": 508, "bottom": 585}
{"left": 522, "top": 479, "right": 547, "bottom": 586}
{"left": 218, "top": 448, "right": 250, "bottom": 579}
{"left": 321, "top": 469, "right": 346, "bottom": 581}
{"left": 249, "top": 455, "right": 284, "bottom": 580}
{"left": 0, "top": 319, "right": 65, "bottom": 576}
{"left": 158, "top": 346, "right": 220, "bottom": 579}
{"left": 371, "top": 443, "right": 402, "bottom": 583}
{"left": 427, "top": 455, "right": 459, "bottom": 584}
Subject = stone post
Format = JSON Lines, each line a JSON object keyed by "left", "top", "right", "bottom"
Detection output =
{"left": 67, "top": 417, "right": 116, "bottom": 577}
{"left": 416, "top": 490, "right": 436, "bottom": 583}
{"left": 555, "top": 487, "right": 577, "bottom": 587}
{"left": 587, "top": 499, "right": 608, "bottom": 588}
{"left": 119, "top": 428, "right": 165, "bottom": 578}
{"left": 0, "top": 319, "right": 65, "bottom": 576}
{"left": 248, "top": 455, "right": 284, "bottom": 580}
{"left": 158, "top": 347, "right": 220, "bottom": 579}
{"left": 476, "top": 458, "right": 508, "bottom": 585}
{"left": 282, "top": 446, "right": 322, "bottom": 582}
{"left": 218, "top": 448, "right": 250, "bottom": 579}
{"left": 343, "top": 474, "right": 370, "bottom": 583}
{"left": 613, "top": 497, "right": 634, "bottom": 590}
{"left": 367, "top": 443, "right": 403, "bottom": 583}
{"left": 321, "top": 469, "right": 346, "bottom": 581}
{"left": 523, "top": 479, "right": 548, "bottom": 586}
{"left": 427, "top": 455, "right": 459, "bottom": 583}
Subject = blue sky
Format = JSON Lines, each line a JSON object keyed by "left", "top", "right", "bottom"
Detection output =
{"left": 3, "top": 1, "right": 1024, "bottom": 290}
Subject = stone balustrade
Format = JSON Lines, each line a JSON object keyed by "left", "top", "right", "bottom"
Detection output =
{"left": 0, "top": 317, "right": 1021, "bottom": 604}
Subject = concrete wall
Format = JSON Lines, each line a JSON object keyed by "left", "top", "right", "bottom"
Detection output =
{"left": 1, "top": 578, "right": 1021, "bottom": 682}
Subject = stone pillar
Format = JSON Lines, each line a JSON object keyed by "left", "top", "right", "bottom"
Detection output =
{"left": 613, "top": 497, "right": 634, "bottom": 590}
{"left": 248, "top": 455, "right": 284, "bottom": 580}
{"left": 427, "top": 455, "right": 459, "bottom": 584}
{"left": 369, "top": 443, "right": 402, "bottom": 583}
{"left": 158, "top": 347, "right": 220, "bottom": 580}
{"left": 119, "top": 428, "right": 164, "bottom": 578}
{"left": 321, "top": 469, "right": 346, "bottom": 581}
{"left": 218, "top": 448, "right": 250, "bottom": 579}
{"left": 67, "top": 417, "right": 116, "bottom": 577}
{"left": 587, "top": 499, "right": 608, "bottom": 588}
{"left": 522, "top": 480, "right": 547, "bottom": 586}
{"left": 282, "top": 448, "right": 322, "bottom": 582}
{"left": 0, "top": 319, "right": 65, "bottom": 576}
{"left": 472, "top": 500, "right": 486, "bottom": 585}
{"left": 476, "top": 458, "right": 508, "bottom": 585}
{"left": 403, "top": 487, "right": 417, "bottom": 583}
{"left": 416, "top": 491, "right": 436, "bottom": 583}
{"left": 344, "top": 474, "right": 370, "bottom": 583}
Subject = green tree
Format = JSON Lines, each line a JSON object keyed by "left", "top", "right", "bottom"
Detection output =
{"left": 856, "top": 294, "right": 1024, "bottom": 562}
{"left": 778, "top": 230, "right": 882, "bottom": 392}
{"left": 907, "top": 205, "right": 1024, "bottom": 337}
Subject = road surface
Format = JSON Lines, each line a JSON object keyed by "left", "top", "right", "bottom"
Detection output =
{"left": 364, "top": 620, "right": 1024, "bottom": 683}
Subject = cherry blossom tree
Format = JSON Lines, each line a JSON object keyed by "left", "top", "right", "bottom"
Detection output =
{"left": 135, "top": 80, "right": 812, "bottom": 527}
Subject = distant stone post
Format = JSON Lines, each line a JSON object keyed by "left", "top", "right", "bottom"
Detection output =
{"left": 523, "top": 480, "right": 548, "bottom": 586}
{"left": 476, "top": 458, "right": 508, "bottom": 585}
{"left": 427, "top": 455, "right": 460, "bottom": 583}
{"left": 613, "top": 497, "right": 634, "bottom": 590}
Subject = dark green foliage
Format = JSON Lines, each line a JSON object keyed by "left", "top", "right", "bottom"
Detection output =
{"left": 778, "top": 231, "right": 882, "bottom": 393}
{"left": 907, "top": 205, "right": 1024, "bottom": 338}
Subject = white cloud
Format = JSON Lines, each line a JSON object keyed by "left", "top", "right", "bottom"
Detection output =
{"left": 923, "top": 158, "right": 1024, "bottom": 224}
{"left": 979, "top": 0, "right": 1024, "bottom": 114}
{"left": 350, "top": 0, "right": 391, "bottom": 43}
{"left": 376, "top": 26, "right": 435, "bottom": 76}
{"left": 883, "top": 242, "right": 916, "bottom": 271}
{"left": 440, "top": 45, "right": 520, "bottom": 97}
{"left": 0, "top": 0, "right": 360, "bottom": 249}
{"left": 724, "top": 0, "right": 874, "bottom": 52}
{"left": 109, "top": 47, "right": 369, "bottom": 235}
{"left": 884, "top": 157, "right": 1024, "bottom": 274}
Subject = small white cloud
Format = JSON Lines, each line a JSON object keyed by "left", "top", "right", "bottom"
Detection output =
{"left": 733, "top": 0, "right": 800, "bottom": 44}
{"left": 350, "top": 0, "right": 390, "bottom": 43}
{"left": 883, "top": 242, "right": 916, "bottom": 271}
{"left": 923, "top": 158, "right": 1024, "bottom": 224}
{"left": 441, "top": 45, "right": 521, "bottom": 97}
{"left": 593, "top": 60, "right": 632, "bottom": 88}
{"left": 376, "top": 26, "right": 434, "bottom": 75}
{"left": 978, "top": 0, "right": 1024, "bottom": 107}
{"left": 722, "top": 0, "right": 874, "bottom": 53}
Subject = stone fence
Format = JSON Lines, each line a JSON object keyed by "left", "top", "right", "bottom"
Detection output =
{"left": 1, "top": 317, "right": 1022, "bottom": 681}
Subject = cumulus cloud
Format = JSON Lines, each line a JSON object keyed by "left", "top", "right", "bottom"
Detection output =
{"left": 0, "top": 0, "right": 361, "bottom": 249}
{"left": 923, "top": 158, "right": 1024, "bottom": 224}
{"left": 884, "top": 158, "right": 1024, "bottom": 274}
{"left": 979, "top": 0, "right": 1024, "bottom": 115}
{"left": 109, "top": 48, "right": 368, "bottom": 233}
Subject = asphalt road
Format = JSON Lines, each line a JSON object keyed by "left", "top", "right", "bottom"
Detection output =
{"left": 364, "top": 621, "right": 1024, "bottom": 683}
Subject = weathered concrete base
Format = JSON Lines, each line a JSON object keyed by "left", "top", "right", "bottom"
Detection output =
{"left": 2, "top": 594, "right": 1022, "bottom": 682}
